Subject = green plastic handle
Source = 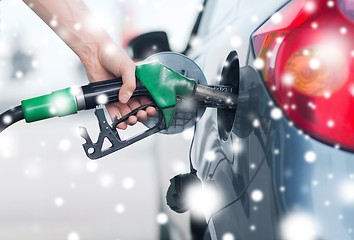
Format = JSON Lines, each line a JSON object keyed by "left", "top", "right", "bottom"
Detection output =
{"left": 21, "top": 88, "right": 77, "bottom": 123}
{"left": 136, "top": 62, "right": 196, "bottom": 127}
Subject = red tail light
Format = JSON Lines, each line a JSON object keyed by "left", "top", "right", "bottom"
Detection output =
{"left": 252, "top": 0, "right": 354, "bottom": 151}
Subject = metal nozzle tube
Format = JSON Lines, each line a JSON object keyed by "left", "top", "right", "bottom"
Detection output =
{"left": 193, "top": 84, "right": 238, "bottom": 109}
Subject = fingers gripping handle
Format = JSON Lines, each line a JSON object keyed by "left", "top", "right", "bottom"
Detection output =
{"left": 81, "top": 77, "right": 150, "bottom": 110}
{"left": 83, "top": 62, "right": 197, "bottom": 128}
{"left": 80, "top": 105, "right": 164, "bottom": 160}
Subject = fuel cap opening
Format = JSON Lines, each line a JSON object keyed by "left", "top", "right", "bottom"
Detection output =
{"left": 217, "top": 51, "right": 240, "bottom": 141}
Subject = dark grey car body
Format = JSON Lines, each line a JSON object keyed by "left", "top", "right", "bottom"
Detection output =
{"left": 186, "top": 0, "right": 354, "bottom": 239}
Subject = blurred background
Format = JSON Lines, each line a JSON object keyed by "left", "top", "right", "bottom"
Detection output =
{"left": 0, "top": 0, "right": 202, "bottom": 239}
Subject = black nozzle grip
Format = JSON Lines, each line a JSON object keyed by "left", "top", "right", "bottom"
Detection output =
{"left": 81, "top": 77, "right": 151, "bottom": 110}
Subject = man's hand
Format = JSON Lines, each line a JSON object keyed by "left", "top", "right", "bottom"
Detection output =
{"left": 83, "top": 42, "right": 156, "bottom": 129}
{"left": 24, "top": 0, "right": 156, "bottom": 129}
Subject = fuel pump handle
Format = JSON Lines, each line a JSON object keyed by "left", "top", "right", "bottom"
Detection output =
{"left": 80, "top": 77, "right": 150, "bottom": 109}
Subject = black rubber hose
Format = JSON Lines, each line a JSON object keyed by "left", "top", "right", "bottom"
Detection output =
{"left": 0, "top": 105, "right": 24, "bottom": 133}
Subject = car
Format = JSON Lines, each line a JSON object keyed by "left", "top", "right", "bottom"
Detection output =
{"left": 128, "top": 0, "right": 354, "bottom": 239}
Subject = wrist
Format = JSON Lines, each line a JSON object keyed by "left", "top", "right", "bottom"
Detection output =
{"left": 73, "top": 34, "right": 111, "bottom": 66}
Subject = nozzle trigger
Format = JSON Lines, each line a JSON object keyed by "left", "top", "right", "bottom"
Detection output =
{"left": 80, "top": 104, "right": 164, "bottom": 159}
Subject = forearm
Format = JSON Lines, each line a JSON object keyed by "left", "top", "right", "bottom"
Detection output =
{"left": 23, "top": 0, "right": 137, "bottom": 107}
{"left": 23, "top": 0, "right": 112, "bottom": 65}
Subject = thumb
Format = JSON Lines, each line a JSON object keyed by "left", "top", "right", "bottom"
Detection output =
{"left": 99, "top": 43, "right": 136, "bottom": 104}
{"left": 119, "top": 61, "right": 136, "bottom": 103}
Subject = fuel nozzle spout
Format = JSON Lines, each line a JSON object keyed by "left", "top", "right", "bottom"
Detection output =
{"left": 193, "top": 84, "right": 238, "bottom": 109}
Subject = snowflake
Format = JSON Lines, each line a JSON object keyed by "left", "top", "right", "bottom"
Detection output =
{"left": 271, "top": 13, "right": 283, "bottom": 24}
{"left": 67, "top": 232, "right": 80, "bottom": 240}
{"left": 74, "top": 23, "right": 81, "bottom": 31}
{"left": 86, "top": 161, "right": 98, "bottom": 173}
{"left": 31, "top": 60, "right": 39, "bottom": 68}
{"left": 100, "top": 174, "right": 114, "bottom": 188}
{"left": 205, "top": 150, "right": 216, "bottom": 162}
{"left": 230, "top": 36, "right": 242, "bottom": 48}
{"left": 304, "top": 151, "right": 316, "bottom": 163}
{"left": 252, "top": 119, "right": 260, "bottom": 128}
{"left": 190, "top": 36, "right": 203, "bottom": 49}
{"left": 309, "top": 58, "right": 320, "bottom": 70}
{"left": 96, "top": 94, "right": 108, "bottom": 105}
{"left": 156, "top": 212, "right": 169, "bottom": 225}
{"left": 280, "top": 212, "right": 318, "bottom": 240}
{"left": 232, "top": 140, "right": 242, "bottom": 154}
{"left": 270, "top": 108, "right": 282, "bottom": 120}
{"left": 251, "top": 189, "right": 264, "bottom": 202}
{"left": 251, "top": 15, "right": 259, "bottom": 23}
{"left": 311, "top": 22, "right": 318, "bottom": 29}
{"left": 224, "top": 25, "right": 232, "bottom": 32}
{"left": 196, "top": 4, "right": 204, "bottom": 12}
{"left": 58, "top": 139, "right": 71, "bottom": 151}
{"left": 307, "top": 102, "right": 316, "bottom": 110}
{"left": 122, "top": 177, "right": 135, "bottom": 189}
{"left": 250, "top": 163, "right": 256, "bottom": 169}
{"left": 183, "top": 128, "right": 194, "bottom": 140}
{"left": 340, "top": 27, "right": 347, "bottom": 35}
{"left": 282, "top": 73, "right": 294, "bottom": 86}
{"left": 15, "top": 70, "right": 23, "bottom": 79}
{"left": 222, "top": 233, "right": 235, "bottom": 240}
{"left": 305, "top": 2, "right": 316, "bottom": 12}
{"left": 339, "top": 180, "right": 354, "bottom": 204}
{"left": 302, "top": 50, "right": 310, "bottom": 56}
{"left": 24, "top": 164, "right": 41, "bottom": 178}
{"left": 50, "top": 18, "right": 58, "bottom": 28}
{"left": 115, "top": 204, "right": 125, "bottom": 214}
{"left": 253, "top": 58, "right": 264, "bottom": 69}
{"left": 54, "top": 197, "right": 64, "bottom": 207}
{"left": 327, "top": 1, "right": 335, "bottom": 7}
{"left": 327, "top": 120, "right": 335, "bottom": 128}
{"left": 348, "top": 84, "right": 354, "bottom": 97}
{"left": 312, "top": 180, "right": 319, "bottom": 186}
{"left": 2, "top": 115, "right": 12, "bottom": 124}
{"left": 324, "top": 91, "right": 331, "bottom": 99}
{"left": 172, "top": 161, "right": 186, "bottom": 174}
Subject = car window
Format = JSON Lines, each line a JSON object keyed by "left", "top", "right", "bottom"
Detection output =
{"left": 200, "top": 0, "right": 239, "bottom": 36}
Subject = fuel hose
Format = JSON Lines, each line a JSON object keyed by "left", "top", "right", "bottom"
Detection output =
{"left": 0, "top": 105, "right": 25, "bottom": 133}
